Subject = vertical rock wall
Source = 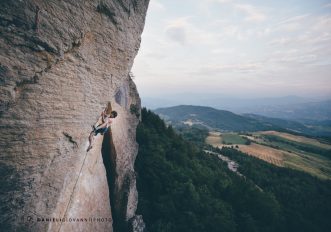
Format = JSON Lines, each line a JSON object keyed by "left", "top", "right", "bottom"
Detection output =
{"left": 0, "top": 0, "right": 149, "bottom": 231}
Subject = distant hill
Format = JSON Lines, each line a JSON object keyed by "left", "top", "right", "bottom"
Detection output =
{"left": 246, "top": 100, "right": 331, "bottom": 122}
{"left": 154, "top": 105, "right": 280, "bottom": 132}
{"left": 243, "top": 114, "right": 331, "bottom": 136}
{"left": 154, "top": 105, "right": 331, "bottom": 136}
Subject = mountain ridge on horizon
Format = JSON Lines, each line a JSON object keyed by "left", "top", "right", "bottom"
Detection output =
{"left": 154, "top": 105, "right": 331, "bottom": 137}
{"left": 142, "top": 94, "right": 331, "bottom": 109}
{"left": 145, "top": 96, "right": 331, "bottom": 122}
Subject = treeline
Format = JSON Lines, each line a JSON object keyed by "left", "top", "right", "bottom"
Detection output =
{"left": 135, "top": 108, "right": 331, "bottom": 232}
{"left": 176, "top": 125, "right": 209, "bottom": 146}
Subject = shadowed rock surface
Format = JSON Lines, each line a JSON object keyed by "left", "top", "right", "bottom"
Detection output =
{"left": 0, "top": 0, "right": 149, "bottom": 231}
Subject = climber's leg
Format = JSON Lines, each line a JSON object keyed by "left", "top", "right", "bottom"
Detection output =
{"left": 87, "top": 126, "right": 109, "bottom": 151}
{"left": 87, "top": 131, "right": 95, "bottom": 152}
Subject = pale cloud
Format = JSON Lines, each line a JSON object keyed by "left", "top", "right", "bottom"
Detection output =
{"left": 267, "top": 37, "right": 329, "bottom": 67}
{"left": 268, "top": 14, "right": 310, "bottom": 33}
{"left": 209, "top": 0, "right": 233, "bottom": 3}
{"left": 149, "top": 0, "right": 165, "bottom": 11}
{"left": 277, "top": 14, "right": 310, "bottom": 25}
{"left": 235, "top": 4, "right": 266, "bottom": 22}
{"left": 268, "top": 14, "right": 331, "bottom": 50}
{"left": 269, "top": 29, "right": 331, "bottom": 48}
{"left": 256, "top": 28, "right": 271, "bottom": 37}
{"left": 165, "top": 26, "right": 187, "bottom": 45}
{"left": 273, "top": 53, "right": 317, "bottom": 65}
{"left": 222, "top": 25, "right": 239, "bottom": 37}
{"left": 192, "top": 62, "right": 262, "bottom": 75}
{"left": 312, "top": 15, "right": 331, "bottom": 31}
{"left": 165, "top": 17, "right": 221, "bottom": 46}
{"left": 145, "top": 51, "right": 168, "bottom": 60}
{"left": 268, "top": 37, "right": 294, "bottom": 46}
{"left": 164, "top": 17, "right": 191, "bottom": 45}
{"left": 211, "top": 48, "right": 234, "bottom": 54}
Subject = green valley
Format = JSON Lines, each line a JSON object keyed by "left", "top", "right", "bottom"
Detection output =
{"left": 154, "top": 105, "right": 331, "bottom": 179}
{"left": 135, "top": 108, "right": 331, "bottom": 232}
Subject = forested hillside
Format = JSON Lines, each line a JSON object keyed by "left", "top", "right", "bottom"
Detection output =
{"left": 135, "top": 108, "right": 331, "bottom": 232}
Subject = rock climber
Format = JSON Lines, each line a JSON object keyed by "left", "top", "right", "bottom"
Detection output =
{"left": 101, "top": 108, "right": 113, "bottom": 123}
{"left": 87, "top": 110, "right": 118, "bottom": 152}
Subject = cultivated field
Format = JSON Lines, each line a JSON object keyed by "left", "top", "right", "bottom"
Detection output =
{"left": 205, "top": 132, "right": 247, "bottom": 146}
{"left": 205, "top": 131, "right": 331, "bottom": 179}
{"left": 222, "top": 133, "right": 248, "bottom": 145}
{"left": 238, "top": 143, "right": 284, "bottom": 167}
{"left": 259, "top": 130, "right": 331, "bottom": 150}
{"left": 205, "top": 131, "right": 222, "bottom": 146}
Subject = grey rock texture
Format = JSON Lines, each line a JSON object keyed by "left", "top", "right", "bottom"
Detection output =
{"left": 0, "top": 0, "right": 149, "bottom": 231}
{"left": 129, "top": 215, "right": 146, "bottom": 232}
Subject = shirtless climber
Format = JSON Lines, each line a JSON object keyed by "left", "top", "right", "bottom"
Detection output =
{"left": 87, "top": 110, "right": 118, "bottom": 152}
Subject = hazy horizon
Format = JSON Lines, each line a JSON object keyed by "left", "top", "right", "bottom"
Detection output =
{"left": 132, "top": 0, "right": 331, "bottom": 100}
{"left": 139, "top": 93, "right": 331, "bottom": 110}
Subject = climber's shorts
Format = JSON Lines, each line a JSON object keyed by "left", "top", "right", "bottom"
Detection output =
{"left": 94, "top": 127, "right": 109, "bottom": 136}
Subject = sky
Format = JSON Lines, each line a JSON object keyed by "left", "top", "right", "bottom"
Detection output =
{"left": 132, "top": 0, "right": 331, "bottom": 100}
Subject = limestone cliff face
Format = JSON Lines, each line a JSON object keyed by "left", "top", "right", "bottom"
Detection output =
{"left": 0, "top": 0, "right": 149, "bottom": 231}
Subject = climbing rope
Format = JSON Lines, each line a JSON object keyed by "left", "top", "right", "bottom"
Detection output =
{"left": 57, "top": 150, "right": 89, "bottom": 232}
